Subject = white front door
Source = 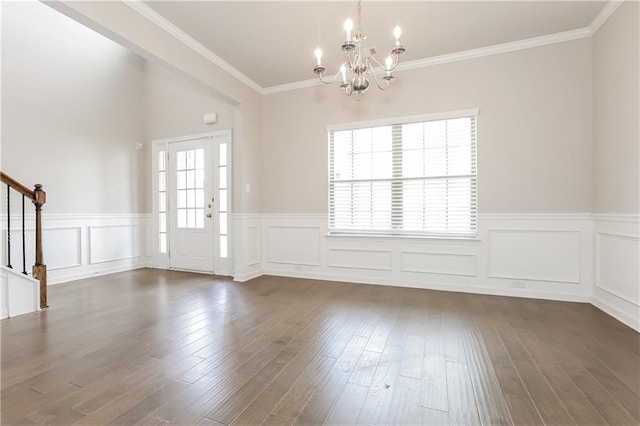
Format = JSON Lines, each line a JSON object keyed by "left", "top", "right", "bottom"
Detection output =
{"left": 158, "top": 131, "right": 231, "bottom": 274}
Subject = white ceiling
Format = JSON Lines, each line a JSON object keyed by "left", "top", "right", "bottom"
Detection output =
{"left": 143, "top": 1, "right": 608, "bottom": 89}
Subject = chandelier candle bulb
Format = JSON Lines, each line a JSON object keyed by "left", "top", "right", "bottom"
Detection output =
{"left": 344, "top": 19, "right": 353, "bottom": 41}
{"left": 394, "top": 26, "right": 401, "bottom": 46}
{"left": 385, "top": 56, "right": 393, "bottom": 73}
{"left": 340, "top": 64, "right": 347, "bottom": 83}
{"left": 315, "top": 48, "right": 322, "bottom": 66}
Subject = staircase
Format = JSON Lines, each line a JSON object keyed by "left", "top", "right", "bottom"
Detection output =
{"left": 1, "top": 172, "right": 47, "bottom": 318}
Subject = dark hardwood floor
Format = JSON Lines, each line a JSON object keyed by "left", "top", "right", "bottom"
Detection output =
{"left": 1, "top": 269, "right": 638, "bottom": 425}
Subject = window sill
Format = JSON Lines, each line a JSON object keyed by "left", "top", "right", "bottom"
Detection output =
{"left": 325, "top": 233, "right": 481, "bottom": 244}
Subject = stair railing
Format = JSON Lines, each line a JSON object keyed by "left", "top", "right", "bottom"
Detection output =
{"left": 1, "top": 172, "right": 48, "bottom": 308}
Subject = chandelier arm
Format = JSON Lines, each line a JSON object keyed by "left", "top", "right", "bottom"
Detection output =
{"left": 368, "top": 54, "right": 400, "bottom": 72}
{"left": 317, "top": 70, "right": 343, "bottom": 85}
{"left": 368, "top": 61, "right": 392, "bottom": 91}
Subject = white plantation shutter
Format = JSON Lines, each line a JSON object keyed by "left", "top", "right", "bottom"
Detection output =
{"left": 328, "top": 112, "right": 477, "bottom": 237}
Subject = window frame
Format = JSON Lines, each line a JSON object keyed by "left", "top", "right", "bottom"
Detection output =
{"left": 327, "top": 109, "right": 479, "bottom": 239}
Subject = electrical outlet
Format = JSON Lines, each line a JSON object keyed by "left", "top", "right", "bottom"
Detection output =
{"left": 511, "top": 280, "right": 526, "bottom": 288}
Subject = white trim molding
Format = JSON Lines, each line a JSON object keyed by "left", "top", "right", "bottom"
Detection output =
{"left": 4, "top": 213, "right": 151, "bottom": 285}
{"left": 122, "top": 1, "right": 619, "bottom": 96}
{"left": 592, "top": 215, "right": 640, "bottom": 331}
{"left": 589, "top": 1, "right": 624, "bottom": 35}
{"left": 233, "top": 212, "right": 594, "bottom": 303}
{"left": 124, "top": 0, "right": 262, "bottom": 94}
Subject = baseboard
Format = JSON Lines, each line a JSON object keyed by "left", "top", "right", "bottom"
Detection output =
{"left": 48, "top": 263, "right": 148, "bottom": 285}
{"left": 262, "top": 267, "right": 592, "bottom": 304}
{"left": 591, "top": 296, "right": 640, "bottom": 332}
{"left": 233, "top": 269, "right": 264, "bottom": 283}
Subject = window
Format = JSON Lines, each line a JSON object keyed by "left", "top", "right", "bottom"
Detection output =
{"left": 157, "top": 150, "right": 167, "bottom": 253}
{"left": 218, "top": 142, "right": 228, "bottom": 258}
{"left": 328, "top": 111, "right": 477, "bottom": 237}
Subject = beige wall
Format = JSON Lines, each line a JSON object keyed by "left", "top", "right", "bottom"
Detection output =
{"left": 48, "top": 0, "right": 263, "bottom": 214}
{"left": 2, "top": 1, "right": 147, "bottom": 214}
{"left": 145, "top": 62, "right": 235, "bottom": 142}
{"left": 260, "top": 39, "right": 593, "bottom": 214}
{"left": 2, "top": 2, "right": 250, "bottom": 215}
{"left": 593, "top": 1, "right": 639, "bottom": 214}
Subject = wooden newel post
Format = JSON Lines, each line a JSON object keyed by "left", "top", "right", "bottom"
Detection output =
{"left": 32, "top": 184, "right": 47, "bottom": 309}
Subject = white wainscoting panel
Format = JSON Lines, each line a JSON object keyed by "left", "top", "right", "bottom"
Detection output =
{"left": 487, "top": 230, "right": 581, "bottom": 283}
{"left": 401, "top": 251, "right": 477, "bottom": 276}
{"left": 5, "top": 227, "right": 82, "bottom": 272}
{"left": 267, "top": 225, "right": 321, "bottom": 266}
{"left": 3, "top": 214, "right": 151, "bottom": 286}
{"left": 596, "top": 232, "right": 640, "bottom": 306}
{"left": 328, "top": 248, "right": 392, "bottom": 271}
{"left": 89, "top": 225, "right": 140, "bottom": 264}
{"left": 247, "top": 226, "right": 260, "bottom": 266}
{"left": 251, "top": 213, "right": 592, "bottom": 303}
{"left": 232, "top": 214, "right": 263, "bottom": 282}
{"left": 592, "top": 215, "right": 640, "bottom": 331}
{"left": 0, "top": 268, "right": 7, "bottom": 319}
{"left": 45, "top": 227, "right": 82, "bottom": 271}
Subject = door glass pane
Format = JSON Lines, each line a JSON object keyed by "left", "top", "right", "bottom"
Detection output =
{"left": 219, "top": 213, "right": 227, "bottom": 235}
{"left": 177, "top": 209, "right": 187, "bottom": 228}
{"left": 219, "top": 143, "right": 227, "bottom": 166}
{"left": 195, "top": 148, "right": 204, "bottom": 169}
{"left": 159, "top": 233, "right": 166, "bottom": 253}
{"left": 187, "top": 189, "right": 195, "bottom": 208}
{"left": 177, "top": 171, "right": 186, "bottom": 189}
{"left": 177, "top": 190, "right": 186, "bottom": 208}
{"left": 176, "top": 151, "right": 186, "bottom": 170}
{"left": 186, "top": 150, "right": 195, "bottom": 169}
{"left": 219, "top": 235, "right": 228, "bottom": 258}
{"left": 219, "top": 166, "right": 227, "bottom": 189}
{"left": 195, "top": 169, "right": 204, "bottom": 189}
{"left": 159, "top": 213, "right": 166, "bottom": 233}
{"left": 195, "top": 189, "right": 204, "bottom": 208}
{"left": 176, "top": 149, "right": 205, "bottom": 229}
{"left": 219, "top": 189, "right": 227, "bottom": 212}
{"left": 158, "top": 150, "right": 167, "bottom": 254}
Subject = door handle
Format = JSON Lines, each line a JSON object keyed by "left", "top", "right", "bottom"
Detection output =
{"left": 206, "top": 213, "right": 212, "bottom": 218}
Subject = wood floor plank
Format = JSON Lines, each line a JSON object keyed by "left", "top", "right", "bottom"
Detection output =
{"left": 2, "top": 270, "right": 638, "bottom": 426}
{"left": 386, "top": 375, "right": 422, "bottom": 426}
{"left": 270, "top": 355, "right": 336, "bottom": 421}
{"left": 348, "top": 350, "right": 382, "bottom": 387}
{"left": 562, "top": 362, "right": 638, "bottom": 425}
{"left": 421, "top": 407, "right": 449, "bottom": 426}
{"left": 324, "top": 382, "right": 369, "bottom": 426}
{"left": 357, "top": 344, "right": 404, "bottom": 425}
{"left": 293, "top": 335, "right": 369, "bottom": 425}
{"left": 462, "top": 328, "right": 512, "bottom": 426}
{"left": 398, "top": 334, "right": 424, "bottom": 379}
{"left": 446, "top": 360, "right": 481, "bottom": 426}
{"left": 421, "top": 353, "right": 448, "bottom": 413}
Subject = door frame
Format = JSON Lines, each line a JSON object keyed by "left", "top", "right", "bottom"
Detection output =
{"left": 150, "top": 130, "right": 232, "bottom": 275}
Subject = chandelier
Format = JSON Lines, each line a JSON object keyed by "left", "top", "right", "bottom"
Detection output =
{"left": 313, "top": 0, "right": 406, "bottom": 97}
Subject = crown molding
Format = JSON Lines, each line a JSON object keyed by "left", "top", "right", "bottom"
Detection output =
{"left": 262, "top": 27, "right": 592, "bottom": 95}
{"left": 396, "top": 27, "right": 592, "bottom": 74}
{"left": 589, "top": 0, "right": 624, "bottom": 35}
{"left": 123, "top": 0, "right": 620, "bottom": 97}
{"left": 262, "top": 78, "right": 322, "bottom": 95}
{"left": 124, "top": 0, "right": 264, "bottom": 95}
